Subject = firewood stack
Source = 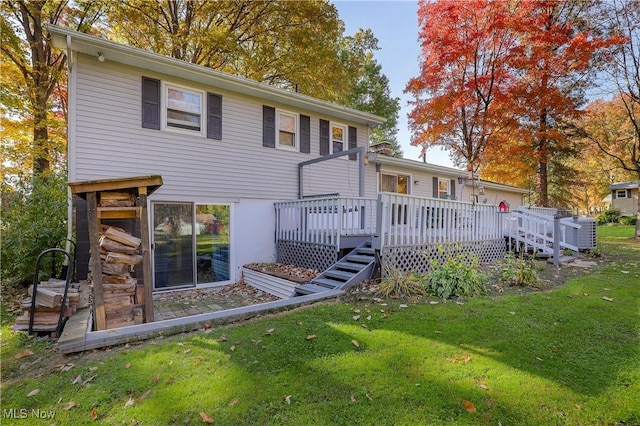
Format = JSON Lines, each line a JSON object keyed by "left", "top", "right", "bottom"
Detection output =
{"left": 94, "top": 224, "right": 145, "bottom": 329}
{"left": 14, "top": 279, "right": 90, "bottom": 334}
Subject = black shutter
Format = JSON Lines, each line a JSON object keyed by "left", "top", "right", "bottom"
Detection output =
{"left": 142, "top": 77, "right": 160, "bottom": 130}
{"left": 612, "top": 190, "right": 617, "bottom": 200}
{"left": 348, "top": 126, "right": 357, "bottom": 160}
{"left": 263, "top": 105, "right": 276, "bottom": 148}
{"left": 627, "top": 189, "right": 632, "bottom": 198}
{"left": 450, "top": 179, "right": 456, "bottom": 199}
{"left": 319, "top": 119, "right": 330, "bottom": 155}
{"left": 300, "top": 114, "right": 310, "bottom": 153}
{"left": 207, "top": 93, "right": 222, "bottom": 140}
{"left": 433, "top": 177, "right": 439, "bottom": 198}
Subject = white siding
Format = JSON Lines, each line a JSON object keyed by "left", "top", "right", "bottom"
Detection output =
{"left": 72, "top": 54, "right": 372, "bottom": 202}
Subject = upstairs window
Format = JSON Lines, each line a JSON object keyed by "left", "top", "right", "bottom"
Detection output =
{"left": 277, "top": 110, "right": 298, "bottom": 149}
{"left": 331, "top": 123, "right": 347, "bottom": 154}
{"left": 166, "top": 85, "right": 202, "bottom": 132}
{"left": 438, "top": 178, "right": 449, "bottom": 198}
{"left": 616, "top": 189, "right": 628, "bottom": 199}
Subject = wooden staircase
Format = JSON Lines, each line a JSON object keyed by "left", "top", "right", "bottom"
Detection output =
{"left": 296, "top": 240, "right": 376, "bottom": 295}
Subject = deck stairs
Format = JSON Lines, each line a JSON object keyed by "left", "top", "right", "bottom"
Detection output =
{"left": 296, "top": 239, "right": 377, "bottom": 295}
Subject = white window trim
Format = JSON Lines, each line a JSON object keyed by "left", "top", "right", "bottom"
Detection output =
{"left": 380, "top": 172, "right": 411, "bottom": 194}
{"left": 330, "top": 122, "right": 348, "bottom": 157}
{"left": 438, "top": 178, "right": 450, "bottom": 198}
{"left": 161, "top": 82, "right": 205, "bottom": 137}
{"left": 276, "top": 109, "right": 299, "bottom": 151}
{"left": 616, "top": 189, "right": 628, "bottom": 199}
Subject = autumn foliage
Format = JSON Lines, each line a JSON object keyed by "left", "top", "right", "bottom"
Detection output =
{"left": 407, "top": 0, "right": 624, "bottom": 206}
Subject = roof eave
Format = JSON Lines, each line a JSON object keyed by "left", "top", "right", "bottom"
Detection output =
{"left": 48, "top": 25, "right": 386, "bottom": 127}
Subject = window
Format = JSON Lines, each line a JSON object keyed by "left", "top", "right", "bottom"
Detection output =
{"left": 165, "top": 84, "right": 203, "bottom": 132}
{"left": 381, "top": 173, "right": 409, "bottom": 194}
{"left": 616, "top": 190, "right": 628, "bottom": 199}
{"left": 142, "top": 77, "right": 222, "bottom": 139}
{"left": 331, "top": 123, "right": 347, "bottom": 154}
{"left": 438, "top": 179, "right": 449, "bottom": 198}
{"left": 277, "top": 110, "right": 298, "bottom": 149}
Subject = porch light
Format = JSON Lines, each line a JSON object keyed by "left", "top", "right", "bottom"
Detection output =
{"left": 97, "top": 52, "right": 105, "bottom": 62}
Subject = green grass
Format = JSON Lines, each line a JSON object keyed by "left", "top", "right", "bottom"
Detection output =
{"left": 1, "top": 227, "right": 638, "bottom": 425}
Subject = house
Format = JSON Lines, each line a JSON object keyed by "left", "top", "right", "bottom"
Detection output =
{"left": 609, "top": 181, "right": 639, "bottom": 216}
{"left": 49, "top": 26, "right": 529, "bottom": 295}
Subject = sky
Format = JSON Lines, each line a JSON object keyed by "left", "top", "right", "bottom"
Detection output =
{"left": 333, "top": 0, "right": 455, "bottom": 168}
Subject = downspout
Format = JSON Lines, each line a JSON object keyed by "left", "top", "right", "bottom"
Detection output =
{"left": 65, "top": 34, "right": 73, "bottom": 255}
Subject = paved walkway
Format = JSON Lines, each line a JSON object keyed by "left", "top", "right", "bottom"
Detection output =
{"left": 152, "top": 281, "right": 278, "bottom": 321}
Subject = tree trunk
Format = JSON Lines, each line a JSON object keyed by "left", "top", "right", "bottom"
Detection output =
{"left": 636, "top": 170, "right": 640, "bottom": 239}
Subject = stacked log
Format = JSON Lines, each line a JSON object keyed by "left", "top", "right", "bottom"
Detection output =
{"left": 14, "top": 279, "right": 90, "bottom": 333}
{"left": 94, "top": 226, "right": 144, "bottom": 329}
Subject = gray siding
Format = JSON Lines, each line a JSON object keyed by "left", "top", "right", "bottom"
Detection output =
{"left": 73, "top": 54, "right": 372, "bottom": 202}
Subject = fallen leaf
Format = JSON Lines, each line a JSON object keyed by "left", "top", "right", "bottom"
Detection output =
{"left": 399, "top": 304, "right": 408, "bottom": 308}
{"left": 351, "top": 340, "right": 360, "bottom": 348}
{"left": 429, "top": 301, "right": 439, "bottom": 305}
{"left": 230, "top": 345, "right": 236, "bottom": 352}
{"left": 229, "top": 397, "right": 239, "bottom": 406}
{"left": 151, "top": 374, "right": 160, "bottom": 383}
{"left": 27, "top": 388, "right": 40, "bottom": 397}
{"left": 62, "top": 401, "right": 77, "bottom": 410}
{"left": 72, "top": 375, "right": 82, "bottom": 384}
{"left": 56, "top": 363, "right": 75, "bottom": 372}
{"left": 265, "top": 328, "right": 275, "bottom": 335}
{"left": 125, "top": 396, "right": 135, "bottom": 408}
{"left": 350, "top": 393, "right": 356, "bottom": 403}
{"left": 90, "top": 407, "right": 98, "bottom": 420}
{"left": 574, "top": 404, "right": 583, "bottom": 410}
{"left": 217, "top": 336, "right": 227, "bottom": 342}
{"left": 15, "top": 350, "right": 34, "bottom": 359}
{"left": 125, "top": 362, "right": 131, "bottom": 369}
{"left": 463, "top": 400, "right": 476, "bottom": 413}
{"left": 366, "top": 315, "right": 372, "bottom": 321}
{"left": 183, "top": 348, "right": 192, "bottom": 354}
{"left": 83, "top": 375, "right": 97, "bottom": 385}
{"left": 199, "top": 412, "right": 214, "bottom": 423}
{"left": 252, "top": 339, "right": 262, "bottom": 345}
{"left": 88, "top": 367, "right": 98, "bottom": 372}
{"left": 365, "top": 393, "right": 373, "bottom": 401}
{"left": 353, "top": 315, "right": 361, "bottom": 321}
{"left": 194, "top": 356, "right": 203, "bottom": 366}
{"left": 476, "top": 380, "right": 489, "bottom": 391}
{"left": 204, "top": 322, "right": 212, "bottom": 329}
{"left": 284, "top": 395, "right": 291, "bottom": 404}
{"left": 305, "top": 335, "right": 317, "bottom": 340}
{"left": 602, "top": 296, "right": 614, "bottom": 302}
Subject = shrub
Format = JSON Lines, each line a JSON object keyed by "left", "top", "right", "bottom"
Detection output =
{"left": 595, "top": 208, "right": 621, "bottom": 225}
{"left": 378, "top": 266, "right": 426, "bottom": 298}
{"left": 0, "top": 172, "right": 68, "bottom": 287}
{"left": 423, "top": 247, "right": 488, "bottom": 299}
{"left": 620, "top": 215, "right": 637, "bottom": 226}
{"left": 500, "top": 251, "right": 541, "bottom": 288}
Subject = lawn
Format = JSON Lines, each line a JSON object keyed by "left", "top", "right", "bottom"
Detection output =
{"left": 1, "top": 227, "right": 638, "bottom": 425}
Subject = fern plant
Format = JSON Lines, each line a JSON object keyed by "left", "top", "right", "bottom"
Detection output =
{"left": 500, "top": 251, "right": 540, "bottom": 288}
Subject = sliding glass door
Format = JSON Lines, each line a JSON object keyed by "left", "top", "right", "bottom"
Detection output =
{"left": 152, "top": 202, "right": 231, "bottom": 290}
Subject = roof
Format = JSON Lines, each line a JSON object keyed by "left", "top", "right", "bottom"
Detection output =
{"left": 47, "top": 25, "right": 386, "bottom": 128}
{"left": 609, "top": 181, "right": 639, "bottom": 190}
{"left": 366, "top": 153, "right": 529, "bottom": 194}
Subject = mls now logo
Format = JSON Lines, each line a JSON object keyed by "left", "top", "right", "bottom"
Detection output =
{"left": 2, "top": 409, "right": 28, "bottom": 419}
{"left": 2, "top": 409, "right": 56, "bottom": 419}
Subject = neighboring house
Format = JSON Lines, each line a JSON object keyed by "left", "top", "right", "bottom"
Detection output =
{"left": 609, "top": 181, "right": 639, "bottom": 216}
{"left": 50, "top": 26, "right": 528, "bottom": 293}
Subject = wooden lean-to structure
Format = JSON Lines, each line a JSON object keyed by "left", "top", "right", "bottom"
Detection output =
{"left": 68, "top": 176, "right": 162, "bottom": 331}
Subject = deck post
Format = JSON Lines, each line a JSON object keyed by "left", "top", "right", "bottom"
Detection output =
{"left": 553, "top": 215, "right": 561, "bottom": 266}
{"left": 372, "top": 193, "right": 384, "bottom": 251}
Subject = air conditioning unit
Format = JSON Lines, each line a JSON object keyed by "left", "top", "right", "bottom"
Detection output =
{"left": 562, "top": 217, "right": 597, "bottom": 250}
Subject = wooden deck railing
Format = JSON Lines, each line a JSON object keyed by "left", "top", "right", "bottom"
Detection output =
{"left": 274, "top": 197, "right": 377, "bottom": 247}
{"left": 373, "top": 193, "right": 503, "bottom": 250}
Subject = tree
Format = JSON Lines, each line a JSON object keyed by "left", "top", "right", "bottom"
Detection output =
{"left": 103, "top": 0, "right": 352, "bottom": 103}
{"left": 339, "top": 29, "right": 401, "bottom": 157}
{"left": 406, "top": 0, "right": 517, "bottom": 172}
{"left": 1, "top": 0, "right": 102, "bottom": 177}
